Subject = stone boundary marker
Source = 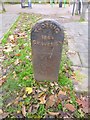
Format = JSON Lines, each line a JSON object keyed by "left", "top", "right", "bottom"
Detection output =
{"left": 31, "top": 19, "right": 64, "bottom": 82}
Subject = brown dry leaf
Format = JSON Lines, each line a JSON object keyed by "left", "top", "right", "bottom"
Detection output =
{"left": 22, "top": 94, "right": 27, "bottom": 99}
{"left": 8, "top": 35, "right": 14, "bottom": 41}
{"left": 65, "top": 103, "right": 76, "bottom": 112}
{"left": 13, "top": 71, "right": 17, "bottom": 78}
{"left": 0, "top": 79, "right": 5, "bottom": 86}
{"left": 6, "top": 96, "right": 20, "bottom": 108}
{"left": 38, "top": 92, "right": 45, "bottom": 98}
{"left": 56, "top": 98, "right": 61, "bottom": 106}
{"left": 76, "top": 98, "right": 83, "bottom": 106}
{"left": 8, "top": 35, "right": 17, "bottom": 44}
{"left": 82, "top": 107, "right": 89, "bottom": 113}
{"left": 71, "top": 72, "right": 76, "bottom": 79}
{"left": 22, "top": 105, "right": 26, "bottom": 117}
{"left": 14, "top": 59, "right": 20, "bottom": 65}
{"left": 40, "top": 86, "right": 47, "bottom": 92}
{"left": 0, "top": 109, "right": 3, "bottom": 114}
{"left": 48, "top": 111, "right": 60, "bottom": 116}
{"left": 39, "top": 94, "right": 46, "bottom": 104}
{"left": 58, "top": 90, "right": 68, "bottom": 101}
{"left": 23, "top": 76, "right": 29, "bottom": 80}
{"left": 31, "top": 104, "right": 39, "bottom": 114}
{"left": 0, "top": 112, "right": 9, "bottom": 119}
{"left": 81, "top": 98, "right": 89, "bottom": 113}
{"left": 15, "top": 53, "right": 21, "bottom": 57}
{"left": 58, "top": 90, "right": 66, "bottom": 96}
{"left": 28, "top": 106, "right": 32, "bottom": 113}
{"left": 46, "top": 94, "right": 57, "bottom": 108}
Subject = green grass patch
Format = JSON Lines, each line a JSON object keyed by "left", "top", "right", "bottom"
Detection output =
{"left": 1, "top": 13, "right": 85, "bottom": 118}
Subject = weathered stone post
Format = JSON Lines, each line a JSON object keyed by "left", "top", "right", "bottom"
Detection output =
{"left": 31, "top": 19, "right": 64, "bottom": 82}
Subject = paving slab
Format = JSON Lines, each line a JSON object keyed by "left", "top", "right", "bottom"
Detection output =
{"left": 72, "top": 66, "right": 88, "bottom": 93}
{"left": 67, "top": 52, "right": 82, "bottom": 67}
{"left": 0, "top": 13, "right": 19, "bottom": 42}
{"left": 64, "top": 22, "right": 88, "bottom": 92}
{"left": 79, "top": 52, "right": 88, "bottom": 68}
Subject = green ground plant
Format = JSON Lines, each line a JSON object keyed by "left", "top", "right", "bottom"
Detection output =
{"left": 1, "top": 13, "right": 87, "bottom": 119}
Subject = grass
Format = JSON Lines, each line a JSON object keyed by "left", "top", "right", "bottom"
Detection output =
{"left": 79, "top": 17, "right": 85, "bottom": 22}
{"left": 0, "top": 10, "right": 6, "bottom": 14}
{"left": 1, "top": 13, "right": 86, "bottom": 118}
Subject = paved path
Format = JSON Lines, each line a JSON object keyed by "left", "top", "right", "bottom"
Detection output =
{"left": 0, "top": 13, "right": 19, "bottom": 41}
{"left": 63, "top": 22, "right": 88, "bottom": 92}
{"left": 0, "top": 4, "right": 88, "bottom": 93}
{"left": 5, "top": 4, "right": 71, "bottom": 15}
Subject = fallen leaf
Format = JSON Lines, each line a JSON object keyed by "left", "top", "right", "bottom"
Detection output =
{"left": 0, "top": 77, "right": 6, "bottom": 86}
{"left": 3, "top": 46, "right": 13, "bottom": 52}
{"left": 14, "top": 100, "right": 19, "bottom": 105}
{"left": 82, "top": 107, "right": 89, "bottom": 113}
{"left": 8, "top": 35, "right": 14, "bottom": 41}
{"left": 17, "top": 111, "right": 21, "bottom": 114}
{"left": 48, "top": 111, "right": 60, "bottom": 116}
{"left": 0, "top": 109, "right": 3, "bottom": 114}
{"left": 6, "top": 96, "right": 19, "bottom": 108}
{"left": 76, "top": 98, "right": 83, "bottom": 106}
{"left": 18, "top": 32, "right": 26, "bottom": 37}
{"left": 22, "top": 105, "right": 26, "bottom": 117}
{"left": 0, "top": 113, "right": 9, "bottom": 119}
{"left": 22, "top": 94, "right": 27, "bottom": 99}
{"left": 58, "top": 90, "right": 66, "bottom": 96}
{"left": 28, "top": 106, "right": 32, "bottom": 113}
{"left": 38, "top": 94, "right": 46, "bottom": 104}
{"left": 15, "top": 53, "right": 21, "bottom": 57}
{"left": 25, "top": 87, "right": 32, "bottom": 94}
{"left": 13, "top": 71, "right": 17, "bottom": 78}
{"left": 81, "top": 97, "right": 89, "bottom": 113}
{"left": 58, "top": 90, "right": 67, "bottom": 101}
{"left": 56, "top": 98, "right": 61, "bottom": 106}
{"left": 23, "top": 76, "right": 29, "bottom": 80}
{"left": 14, "top": 59, "right": 20, "bottom": 65}
{"left": 31, "top": 104, "right": 39, "bottom": 114}
{"left": 46, "top": 94, "right": 57, "bottom": 108}
{"left": 65, "top": 103, "right": 76, "bottom": 112}
{"left": 50, "top": 82, "right": 54, "bottom": 87}
{"left": 40, "top": 86, "right": 47, "bottom": 92}
{"left": 38, "top": 92, "right": 45, "bottom": 98}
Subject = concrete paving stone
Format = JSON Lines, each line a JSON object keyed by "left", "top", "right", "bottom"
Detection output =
{"left": 74, "top": 38, "right": 88, "bottom": 44}
{"left": 67, "top": 52, "right": 82, "bottom": 66}
{"left": 72, "top": 66, "right": 88, "bottom": 92}
{"left": 68, "top": 42, "right": 88, "bottom": 53}
{"left": 0, "top": 13, "right": 19, "bottom": 41}
{"left": 79, "top": 52, "right": 88, "bottom": 68}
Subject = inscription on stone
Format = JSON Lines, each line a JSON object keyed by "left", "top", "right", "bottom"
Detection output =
{"left": 31, "top": 19, "right": 64, "bottom": 81}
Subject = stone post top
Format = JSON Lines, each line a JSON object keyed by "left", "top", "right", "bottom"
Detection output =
{"left": 31, "top": 19, "right": 64, "bottom": 33}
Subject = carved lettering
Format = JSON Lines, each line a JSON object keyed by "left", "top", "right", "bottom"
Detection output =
{"left": 42, "top": 35, "right": 54, "bottom": 40}
{"left": 34, "top": 23, "right": 60, "bottom": 34}
{"left": 32, "top": 40, "right": 63, "bottom": 46}
{"left": 55, "top": 28, "right": 60, "bottom": 33}
{"left": 41, "top": 23, "right": 45, "bottom": 28}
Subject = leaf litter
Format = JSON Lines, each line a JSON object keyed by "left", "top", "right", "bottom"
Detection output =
{"left": 1, "top": 13, "right": 89, "bottom": 119}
